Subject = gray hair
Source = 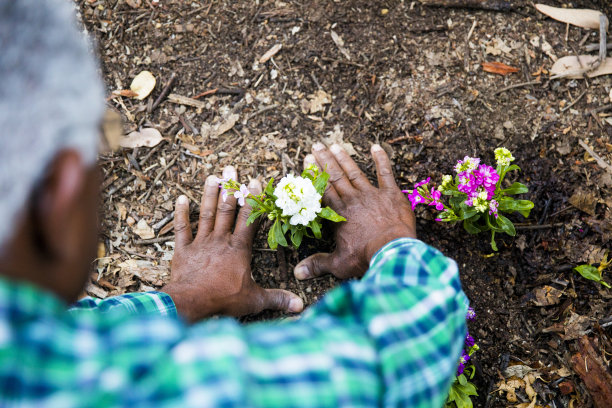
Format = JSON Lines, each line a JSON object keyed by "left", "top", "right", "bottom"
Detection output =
{"left": 0, "top": 0, "right": 104, "bottom": 250}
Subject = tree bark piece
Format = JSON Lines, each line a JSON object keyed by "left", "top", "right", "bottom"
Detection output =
{"left": 570, "top": 335, "right": 612, "bottom": 408}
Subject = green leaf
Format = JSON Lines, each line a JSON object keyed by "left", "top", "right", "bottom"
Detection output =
{"left": 291, "top": 228, "right": 304, "bottom": 248}
{"left": 574, "top": 265, "right": 611, "bottom": 288}
{"left": 458, "top": 374, "right": 467, "bottom": 386}
{"left": 507, "top": 164, "right": 520, "bottom": 172}
{"left": 267, "top": 228, "right": 277, "bottom": 250}
{"left": 490, "top": 231, "right": 498, "bottom": 251}
{"left": 501, "top": 182, "right": 528, "bottom": 195}
{"left": 496, "top": 214, "right": 516, "bottom": 236}
{"left": 246, "top": 210, "right": 263, "bottom": 225}
{"left": 319, "top": 207, "right": 347, "bottom": 222}
{"left": 313, "top": 171, "right": 330, "bottom": 195}
{"left": 246, "top": 198, "right": 259, "bottom": 209}
{"left": 309, "top": 220, "right": 322, "bottom": 239}
{"left": 271, "top": 219, "right": 287, "bottom": 248}
{"left": 264, "top": 178, "right": 275, "bottom": 196}
{"left": 281, "top": 221, "right": 289, "bottom": 234}
{"left": 463, "top": 218, "right": 481, "bottom": 234}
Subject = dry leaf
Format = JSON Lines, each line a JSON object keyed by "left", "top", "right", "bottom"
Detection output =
{"left": 563, "top": 312, "right": 591, "bottom": 340}
{"left": 132, "top": 219, "right": 155, "bottom": 239}
{"left": 118, "top": 259, "right": 169, "bottom": 285}
{"left": 496, "top": 378, "right": 525, "bottom": 402}
{"left": 503, "top": 365, "right": 535, "bottom": 379}
{"left": 302, "top": 90, "right": 332, "bottom": 114}
{"left": 550, "top": 56, "right": 612, "bottom": 79}
{"left": 482, "top": 61, "right": 519, "bottom": 75}
{"left": 130, "top": 71, "right": 156, "bottom": 100}
{"left": 101, "top": 108, "right": 122, "bottom": 151}
{"left": 531, "top": 285, "right": 563, "bottom": 306}
{"left": 119, "top": 128, "right": 164, "bottom": 149}
{"left": 125, "top": 0, "right": 141, "bottom": 8}
{"left": 535, "top": 4, "right": 607, "bottom": 30}
{"left": 259, "top": 44, "right": 282, "bottom": 63}
{"left": 568, "top": 189, "right": 597, "bottom": 216}
{"left": 113, "top": 89, "right": 139, "bottom": 98}
{"left": 485, "top": 38, "right": 512, "bottom": 56}
{"left": 323, "top": 125, "right": 357, "bottom": 156}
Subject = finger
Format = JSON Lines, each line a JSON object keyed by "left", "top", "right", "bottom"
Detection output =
{"left": 197, "top": 175, "right": 220, "bottom": 237}
{"left": 233, "top": 178, "right": 262, "bottom": 245}
{"left": 260, "top": 288, "right": 304, "bottom": 313}
{"left": 173, "top": 195, "right": 193, "bottom": 249}
{"left": 294, "top": 252, "right": 336, "bottom": 280}
{"left": 312, "top": 142, "right": 355, "bottom": 197}
{"left": 214, "top": 166, "right": 238, "bottom": 234}
{"left": 304, "top": 154, "right": 343, "bottom": 209}
{"left": 329, "top": 144, "right": 370, "bottom": 190}
{"left": 371, "top": 144, "right": 398, "bottom": 189}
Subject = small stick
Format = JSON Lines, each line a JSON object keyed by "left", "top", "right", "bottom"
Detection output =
{"left": 193, "top": 88, "right": 218, "bottom": 99}
{"left": 134, "top": 235, "right": 175, "bottom": 245}
{"left": 152, "top": 211, "right": 174, "bottom": 232}
{"left": 387, "top": 134, "right": 413, "bottom": 144}
{"left": 464, "top": 20, "right": 477, "bottom": 72}
{"left": 148, "top": 72, "right": 176, "bottom": 113}
{"left": 560, "top": 89, "right": 587, "bottom": 113}
{"left": 168, "top": 93, "right": 207, "bottom": 110}
{"left": 245, "top": 104, "right": 278, "bottom": 123}
{"left": 585, "top": 42, "right": 612, "bottom": 52}
{"left": 493, "top": 80, "right": 541, "bottom": 95}
{"left": 515, "top": 223, "right": 565, "bottom": 230}
{"left": 579, "top": 139, "right": 612, "bottom": 174}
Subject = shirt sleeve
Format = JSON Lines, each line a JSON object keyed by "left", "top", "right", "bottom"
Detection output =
{"left": 55, "top": 239, "right": 466, "bottom": 407}
{"left": 68, "top": 291, "right": 177, "bottom": 317}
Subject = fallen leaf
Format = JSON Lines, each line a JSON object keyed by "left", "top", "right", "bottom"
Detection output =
{"left": 568, "top": 189, "right": 597, "bottom": 215}
{"left": 482, "top": 61, "right": 519, "bottom": 75}
{"left": 496, "top": 378, "right": 525, "bottom": 403}
{"left": 555, "top": 366, "right": 572, "bottom": 377}
{"left": 118, "top": 259, "right": 169, "bottom": 285}
{"left": 485, "top": 38, "right": 512, "bottom": 56}
{"left": 215, "top": 113, "right": 239, "bottom": 136}
{"left": 302, "top": 90, "right": 332, "bottom": 114}
{"left": 130, "top": 71, "right": 156, "bottom": 100}
{"left": 112, "top": 89, "right": 139, "bottom": 98}
{"left": 119, "top": 128, "right": 164, "bottom": 149}
{"left": 132, "top": 219, "right": 155, "bottom": 240}
{"left": 531, "top": 285, "right": 563, "bottom": 306}
{"left": 503, "top": 365, "right": 535, "bottom": 379}
{"left": 535, "top": 4, "right": 606, "bottom": 30}
{"left": 330, "top": 30, "right": 352, "bottom": 60}
{"left": 125, "top": 0, "right": 141, "bottom": 8}
{"left": 101, "top": 108, "right": 122, "bottom": 151}
{"left": 563, "top": 312, "right": 591, "bottom": 340}
{"left": 530, "top": 36, "right": 557, "bottom": 61}
{"left": 259, "top": 44, "right": 282, "bottom": 63}
{"left": 85, "top": 281, "right": 108, "bottom": 299}
{"left": 550, "top": 56, "right": 612, "bottom": 79}
{"left": 323, "top": 125, "right": 357, "bottom": 156}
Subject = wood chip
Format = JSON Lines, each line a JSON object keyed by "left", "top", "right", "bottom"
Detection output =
{"left": 168, "top": 93, "right": 207, "bottom": 109}
{"left": 482, "top": 61, "right": 519, "bottom": 75}
{"left": 119, "top": 128, "right": 164, "bottom": 149}
{"left": 259, "top": 43, "right": 282, "bottom": 63}
{"left": 570, "top": 335, "right": 612, "bottom": 407}
{"left": 130, "top": 71, "right": 156, "bottom": 100}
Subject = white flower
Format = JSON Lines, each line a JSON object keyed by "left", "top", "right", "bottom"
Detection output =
{"left": 274, "top": 174, "right": 322, "bottom": 226}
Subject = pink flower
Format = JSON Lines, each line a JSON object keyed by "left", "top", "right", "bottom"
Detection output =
{"left": 428, "top": 188, "right": 445, "bottom": 211}
{"left": 407, "top": 190, "right": 424, "bottom": 210}
{"left": 474, "top": 164, "right": 499, "bottom": 188}
{"left": 414, "top": 177, "right": 431, "bottom": 188}
{"left": 489, "top": 199, "right": 499, "bottom": 218}
{"left": 457, "top": 172, "right": 477, "bottom": 195}
{"left": 233, "top": 184, "right": 250, "bottom": 206}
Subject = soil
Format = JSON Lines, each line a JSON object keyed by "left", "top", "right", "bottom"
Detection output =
{"left": 79, "top": 0, "right": 612, "bottom": 406}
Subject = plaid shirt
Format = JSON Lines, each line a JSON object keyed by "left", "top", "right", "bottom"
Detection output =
{"left": 0, "top": 238, "right": 467, "bottom": 407}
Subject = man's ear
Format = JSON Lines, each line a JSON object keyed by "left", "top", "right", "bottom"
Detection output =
{"left": 33, "top": 149, "right": 88, "bottom": 261}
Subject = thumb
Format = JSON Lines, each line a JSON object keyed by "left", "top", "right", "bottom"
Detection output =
{"left": 261, "top": 289, "right": 304, "bottom": 313}
{"left": 294, "top": 252, "right": 336, "bottom": 280}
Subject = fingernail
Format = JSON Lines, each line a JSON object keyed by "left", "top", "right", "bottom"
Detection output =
{"left": 222, "top": 166, "right": 237, "bottom": 180}
{"left": 312, "top": 142, "right": 325, "bottom": 152}
{"left": 288, "top": 296, "right": 304, "bottom": 313}
{"left": 294, "top": 264, "right": 310, "bottom": 280}
{"left": 330, "top": 144, "right": 342, "bottom": 154}
{"left": 206, "top": 175, "right": 218, "bottom": 186}
{"left": 372, "top": 144, "right": 383, "bottom": 152}
{"left": 248, "top": 178, "right": 262, "bottom": 194}
{"left": 304, "top": 154, "right": 316, "bottom": 166}
{"left": 177, "top": 195, "right": 189, "bottom": 205}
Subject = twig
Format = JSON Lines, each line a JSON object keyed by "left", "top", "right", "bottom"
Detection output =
{"left": 320, "top": 56, "right": 365, "bottom": 68}
{"left": 193, "top": 88, "right": 218, "bottom": 99}
{"left": 515, "top": 223, "right": 565, "bottom": 230}
{"left": 245, "top": 104, "right": 279, "bottom": 123}
{"left": 579, "top": 140, "right": 612, "bottom": 174}
{"left": 174, "top": 184, "right": 200, "bottom": 204}
{"left": 494, "top": 80, "right": 541, "bottom": 95}
{"left": 141, "top": 152, "right": 181, "bottom": 201}
{"left": 464, "top": 19, "right": 477, "bottom": 72}
{"left": 585, "top": 42, "right": 612, "bottom": 52}
{"left": 584, "top": 103, "right": 612, "bottom": 116}
{"left": 560, "top": 89, "right": 587, "bottom": 113}
{"left": 152, "top": 211, "right": 174, "bottom": 232}
{"left": 419, "top": 0, "right": 518, "bottom": 11}
{"left": 134, "top": 235, "right": 175, "bottom": 245}
{"left": 168, "top": 93, "right": 207, "bottom": 109}
{"left": 148, "top": 72, "right": 176, "bottom": 113}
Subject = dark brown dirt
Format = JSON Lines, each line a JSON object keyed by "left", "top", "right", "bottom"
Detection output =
{"left": 80, "top": 0, "right": 612, "bottom": 406}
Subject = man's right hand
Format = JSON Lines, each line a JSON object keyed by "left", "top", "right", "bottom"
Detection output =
{"left": 294, "top": 143, "right": 417, "bottom": 281}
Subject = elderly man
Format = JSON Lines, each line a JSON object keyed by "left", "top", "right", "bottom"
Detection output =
{"left": 0, "top": 0, "right": 468, "bottom": 406}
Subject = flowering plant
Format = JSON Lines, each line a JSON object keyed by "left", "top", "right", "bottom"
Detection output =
{"left": 405, "top": 148, "right": 534, "bottom": 251}
{"left": 219, "top": 165, "right": 346, "bottom": 249}
{"left": 445, "top": 307, "right": 479, "bottom": 408}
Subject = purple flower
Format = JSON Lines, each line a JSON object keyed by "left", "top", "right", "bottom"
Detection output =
{"left": 414, "top": 177, "right": 431, "bottom": 188}
{"left": 466, "top": 307, "right": 476, "bottom": 321}
{"left": 221, "top": 189, "right": 229, "bottom": 202}
{"left": 465, "top": 332, "right": 475, "bottom": 348}
{"left": 428, "top": 188, "right": 445, "bottom": 211}
{"left": 460, "top": 350, "right": 471, "bottom": 365}
{"left": 489, "top": 199, "right": 499, "bottom": 218}
{"left": 474, "top": 164, "right": 499, "bottom": 188}
{"left": 457, "top": 172, "right": 477, "bottom": 195}
{"left": 233, "top": 184, "right": 250, "bottom": 206}
{"left": 407, "top": 190, "right": 424, "bottom": 210}
{"left": 457, "top": 362, "right": 465, "bottom": 375}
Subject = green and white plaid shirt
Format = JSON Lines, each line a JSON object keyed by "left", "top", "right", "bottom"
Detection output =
{"left": 0, "top": 238, "right": 468, "bottom": 407}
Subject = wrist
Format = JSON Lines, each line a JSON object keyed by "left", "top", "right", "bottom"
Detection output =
{"left": 161, "top": 283, "right": 215, "bottom": 323}
{"left": 365, "top": 227, "right": 417, "bottom": 262}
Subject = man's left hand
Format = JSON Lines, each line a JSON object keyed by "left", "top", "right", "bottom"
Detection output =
{"left": 162, "top": 166, "right": 304, "bottom": 323}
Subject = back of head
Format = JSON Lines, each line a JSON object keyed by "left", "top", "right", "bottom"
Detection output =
{"left": 0, "top": 0, "right": 104, "bottom": 251}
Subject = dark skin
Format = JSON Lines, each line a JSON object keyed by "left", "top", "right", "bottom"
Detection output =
{"left": 0, "top": 143, "right": 416, "bottom": 323}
